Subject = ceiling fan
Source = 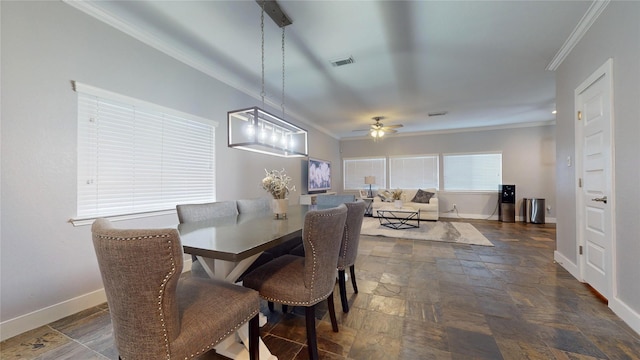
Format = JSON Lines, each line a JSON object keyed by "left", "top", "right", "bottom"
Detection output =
{"left": 354, "top": 116, "right": 403, "bottom": 139}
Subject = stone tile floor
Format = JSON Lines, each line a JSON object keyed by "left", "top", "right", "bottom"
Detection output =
{"left": 2, "top": 219, "right": 639, "bottom": 359}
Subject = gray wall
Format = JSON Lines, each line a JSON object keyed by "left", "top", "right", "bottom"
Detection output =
{"left": 555, "top": 1, "right": 640, "bottom": 330}
{"left": 0, "top": 1, "right": 339, "bottom": 338}
{"left": 341, "top": 125, "right": 556, "bottom": 221}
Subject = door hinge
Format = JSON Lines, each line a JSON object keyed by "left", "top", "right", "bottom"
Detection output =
{"left": 577, "top": 110, "right": 582, "bottom": 120}
{"left": 579, "top": 246, "right": 583, "bottom": 255}
{"left": 579, "top": 178, "right": 582, "bottom": 187}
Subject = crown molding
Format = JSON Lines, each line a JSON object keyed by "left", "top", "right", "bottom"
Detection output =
{"left": 61, "top": 1, "right": 340, "bottom": 140}
{"left": 546, "top": 0, "right": 610, "bottom": 71}
{"left": 341, "top": 120, "right": 556, "bottom": 141}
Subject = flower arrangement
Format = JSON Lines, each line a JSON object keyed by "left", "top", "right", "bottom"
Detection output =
{"left": 262, "top": 169, "right": 296, "bottom": 199}
{"left": 391, "top": 189, "right": 404, "bottom": 201}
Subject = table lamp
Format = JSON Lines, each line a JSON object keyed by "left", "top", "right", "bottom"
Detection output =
{"left": 364, "top": 176, "right": 376, "bottom": 198}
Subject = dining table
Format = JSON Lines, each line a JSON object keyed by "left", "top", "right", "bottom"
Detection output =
{"left": 178, "top": 204, "right": 313, "bottom": 360}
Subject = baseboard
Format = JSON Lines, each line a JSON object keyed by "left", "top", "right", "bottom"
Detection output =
{"left": 610, "top": 296, "right": 640, "bottom": 336}
{"left": 0, "top": 256, "right": 194, "bottom": 342}
{"left": 0, "top": 289, "right": 107, "bottom": 341}
{"left": 439, "top": 212, "right": 499, "bottom": 221}
{"left": 554, "top": 250, "right": 581, "bottom": 280}
{"left": 439, "top": 213, "right": 557, "bottom": 224}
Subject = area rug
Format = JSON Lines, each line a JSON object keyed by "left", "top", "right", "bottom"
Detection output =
{"left": 360, "top": 218, "right": 494, "bottom": 246}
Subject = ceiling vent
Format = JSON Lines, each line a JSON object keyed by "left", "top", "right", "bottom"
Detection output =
{"left": 428, "top": 111, "right": 448, "bottom": 117}
{"left": 331, "top": 56, "right": 355, "bottom": 67}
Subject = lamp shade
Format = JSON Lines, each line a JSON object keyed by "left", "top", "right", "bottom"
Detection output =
{"left": 364, "top": 176, "right": 376, "bottom": 185}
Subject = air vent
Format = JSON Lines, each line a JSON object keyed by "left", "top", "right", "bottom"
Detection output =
{"left": 428, "top": 111, "right": 448, "bottom": 117}
{"left": 331, "top": 56, "right": 355, "bottom": 67}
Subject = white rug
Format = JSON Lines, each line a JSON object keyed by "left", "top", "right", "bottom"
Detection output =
{"left": 360, "top": 217, "right": 494, "bottom": 246}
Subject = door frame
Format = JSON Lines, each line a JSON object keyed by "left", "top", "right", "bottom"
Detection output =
{"left": 574, "top": 58, "right": 616, "bottom": 298}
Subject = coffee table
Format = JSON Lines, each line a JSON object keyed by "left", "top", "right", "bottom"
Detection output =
{"left": 376, "top": 206, "right": 420, "bottom": 229}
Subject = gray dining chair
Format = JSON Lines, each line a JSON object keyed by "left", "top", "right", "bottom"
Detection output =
{"left": 237, "top": 198, "right": 272, "bottom": 214}
{"left": 242, "top": 205, "right": 348, "bottom": 360}
{"left": 337, "top": 201, "right": 366, "bottom": 312}
{"left": 176, "top": 200, "right": 239, "bottom": 223}
{"left": 91, "top": 218, "right": 260, "bottom": 360}
{"left": 177, "top": 200, "right": 240, "bottom": 273}
{"left": 315, "top": 194, "right": 356, "bottom": 207}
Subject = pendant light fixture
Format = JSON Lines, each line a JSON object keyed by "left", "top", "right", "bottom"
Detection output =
{"left": 228, "top": 0, "right": 308, "bottom": 158}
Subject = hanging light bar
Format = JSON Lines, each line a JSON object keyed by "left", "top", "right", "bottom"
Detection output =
{"left": 228, "top": 0, "right": 307, "bottom": 158}
{"left": 228, "top": 106, "right": 308, "bottom": 157}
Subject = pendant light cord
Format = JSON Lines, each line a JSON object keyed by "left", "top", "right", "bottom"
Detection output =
{"left": 281, "top": 26, "right": 286, "bottom": 119}
{"left": 260, "top": 2, "right": 265, "bottom": 109}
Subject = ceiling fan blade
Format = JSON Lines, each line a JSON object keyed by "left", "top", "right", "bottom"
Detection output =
{"left": 352, "top": 129, "right": 370, "bottom": 132}
{"left": 382, "top": 129, "right": 398, "bottom": 134}
{"left": 385, "top": 124, "right": 403, "bottom": 129}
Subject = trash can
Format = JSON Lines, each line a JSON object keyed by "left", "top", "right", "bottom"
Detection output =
{"left": 524, "top": 198, "right": 545, "bottom": 224}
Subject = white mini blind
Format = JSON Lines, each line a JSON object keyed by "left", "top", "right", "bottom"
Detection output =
{"left": 76, "top": 83, "right": 217, "bottom": 218}
{"left": 443, "top": 152, "right": 502, "bottom": 191}
{"left": 389, "top": 155, "right": 439, "bottom": 189}
{"left": 343, "top": 157, "right": 386, "bottom": 190}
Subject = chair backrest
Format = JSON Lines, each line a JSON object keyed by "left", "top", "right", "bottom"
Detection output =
{"left": 237, "top": 197, "right": 272, "bottom": 214}
{"left": 91, "top": 219, "right": 183, "bottom": 359}
{"left": 176, "top": 201, "right": 238, "bottom": 223}
{"left": 315, "top": 194, "right": 356, "bottom": 207}
{"left": 338, "top": 201, "right": 366, "bottom": 269}
{"left": 301, "top": 204, "right": 348, "bottom": 299}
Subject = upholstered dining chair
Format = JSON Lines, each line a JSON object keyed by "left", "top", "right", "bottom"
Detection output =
{"left": 242, "top": 205, "right": 348, "bottom": 360}
{"left": 91, "top": 218, "right": 260, "bottom": 360}
{"left": 337, "top": 201, "right": 366, "bottom": 313}
{"left": 176, "top": 200, "right": 238, "bottom": 223}
{"left": 236, "top": 197, "right": 271, "bottom": 214}
{"left": 176, "top": 200, "right": 240, "bottom": 271}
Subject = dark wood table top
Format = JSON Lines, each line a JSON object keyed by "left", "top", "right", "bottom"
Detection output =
{"left": 179, "top": 205, "right": 310, "bottom": 262}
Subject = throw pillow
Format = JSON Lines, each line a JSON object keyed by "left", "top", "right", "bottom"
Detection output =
{"left": 377, "top": 190, "right": 393, "bottom": 202}
{"left": 411, "top": 189, "right": 434, "bottom": 204}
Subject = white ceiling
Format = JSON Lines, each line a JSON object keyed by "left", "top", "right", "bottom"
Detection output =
{"left": 70, "top": 0, "right": 595, "bottom": 139}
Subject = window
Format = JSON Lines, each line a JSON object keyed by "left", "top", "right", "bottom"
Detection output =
{"left": 75, "top": 82, "right": 217, "bottom": 219}
{"left": 343, "top": 157, "right": 386, "bottom": 190}
{"left": 443, "top": 152, "right": 502, "bottom": 191}
{"left": 389, "top": 155, "right": 439, "bottom": 189}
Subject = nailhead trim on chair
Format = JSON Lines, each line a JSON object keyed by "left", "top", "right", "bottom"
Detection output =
{"left": 338, "top": 224, "right": 351, "bottom": 271}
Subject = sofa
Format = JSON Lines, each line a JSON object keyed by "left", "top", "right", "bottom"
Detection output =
{"left": 371, "top": 188, "right": 439, "bottom": 221}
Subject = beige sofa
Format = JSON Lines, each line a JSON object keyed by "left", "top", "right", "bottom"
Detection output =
{"left": 371, "top": 188, "right": 439, "bottom": 221}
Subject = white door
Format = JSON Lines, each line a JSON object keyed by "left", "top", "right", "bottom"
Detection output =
{"left": 575, "top": 59, "right": 614, "bottom": 300}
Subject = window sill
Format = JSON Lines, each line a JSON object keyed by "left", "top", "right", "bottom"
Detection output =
{"left": 69, "top": 209, "right": 177, "bottom": 227}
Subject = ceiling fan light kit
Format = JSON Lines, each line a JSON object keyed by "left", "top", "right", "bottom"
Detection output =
{"left": 362, "top": 116, "right": 403, "bottom": 140}
{"left": 228, "top": 0, "right": 308, "bottom": 158}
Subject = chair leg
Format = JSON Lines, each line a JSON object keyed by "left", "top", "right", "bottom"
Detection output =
{"left": 338, "top": 269, "right": 349, "bottom": 313}
{"left": 350, "top": 265, "right": 358, "bottom": 293}
{"left": 305, "top": 305, "right": 319, "bottom": 360}
{"left": 327, "top": 291, "right": 339, "bottom": 332}
{"left": 268, "top": 301, "right": 274, "bottom": 312}
{"left": 248, "top": 314, "right": 259, "bottom": 360}
{"left": 282, "top": 304, "right": 288, "bottom": 313}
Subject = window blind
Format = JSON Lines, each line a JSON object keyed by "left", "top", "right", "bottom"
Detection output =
{"left": 343, "top": 157, "right": 386, "bottom": 190}
{"left": 389, "top": 155, "right": 439, "bottom": 189}
{"left": 75, "top": 83, "right": 217, "bottom": 218}
{"left": 443, "top": 152, "right": 502, "bottom": 191}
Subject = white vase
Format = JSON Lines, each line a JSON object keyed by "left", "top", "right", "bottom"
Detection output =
{"left": 394, "top": 200, "right": 403, "bottom": 209}
{"left": 271, "top": 199, "right": 289, "bottom": 219}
